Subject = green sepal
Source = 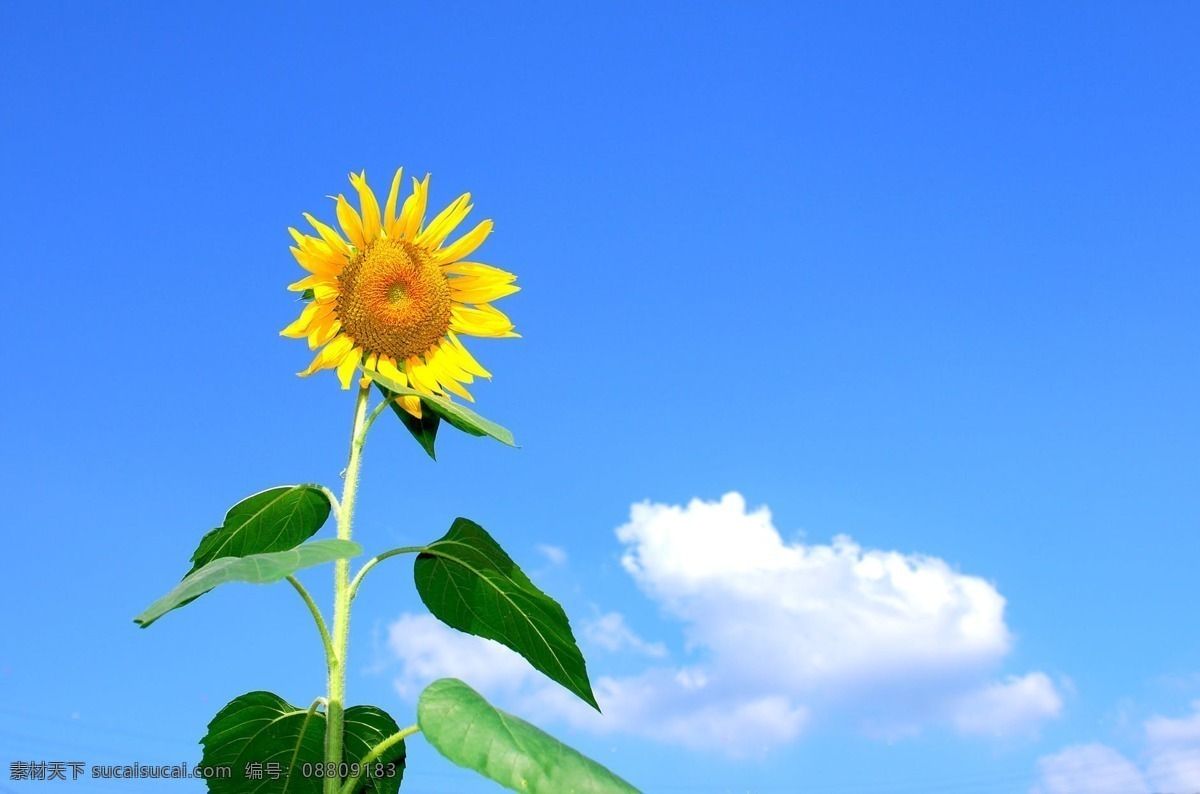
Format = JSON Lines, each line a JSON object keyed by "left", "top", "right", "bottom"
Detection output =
{"left": 365, "top": 370, "right": 515, "bottom": 447}
{"left": 418, "top": 679, "right": 638, "bottom": 793}
{"left": 374, "top": 383, "right": 440, "bottom": 460}
{"left": 415, "top": 518, "right": 598, "bottom": 710}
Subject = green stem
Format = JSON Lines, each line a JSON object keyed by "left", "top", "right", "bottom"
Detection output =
{"left": 286, "top": 575, "right": 334, "bottom": 670}
{"left": 324, "top": 381, "right": 372, "bottom": 794}
{"left": 293, "top": 697, "right": 328, "bottom": 782}
{"left": 338, "top": 725, "right": 419, "bottom": 794}
{"left": 362, "top": 391, "right": 393, "bottom": 435}
{"left": 317, "top": 485, "right": 342, "bottom": 515}
{"left": 348, "top": 546, "right": 427, "bottom": 601}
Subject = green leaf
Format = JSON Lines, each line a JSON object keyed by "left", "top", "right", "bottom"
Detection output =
{"left": 365, "top": 370, "right": 515, "bottom": 447}
{"left": 340, "top": 706, "right": 408, "bottom": 794}
{"left": 200, "top": 692, "right": 406, "bottom": 793}
{"left": 418, "top": 679, "right": 638, "bottom": 794}
{"left": 374, "top": 383, "right": 440, "bottom": 460}
{"left": 135, "top": 539, "right": 361, "bottom": 628}
{"left": 201, "top": 692, "right": 324, "bottom": 794}
{"left": 189, "top": 485, "right": 333, "bottom": 575}
{"left": 415, "top": 519, "right": 597, "bottom": 709}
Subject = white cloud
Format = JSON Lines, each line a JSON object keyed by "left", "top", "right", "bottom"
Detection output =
{"left": 530, "top": 667, "right": 810, "bottom": 756}
{"left": 582, "top": 612, "right": 667, "bottom": 658}
{"left": 385, "top": 493, "right": 1059, "bottom": 754}
{"left": 388, "top": 613, "right": 536, "bottom": 699}
{"left": 1032, "top": 744, "right": 1149, "bottom": 794}
{"left": 384, "top": 612, "right": 804, "bottom": 757}
{"left": 1032, "top": 700, "right": 1200, "bottom": 794}
{"left": 949, "top": 673, "right": 1063, "bottom": 738}
{"left": 616, "top": 493, "right": 1012, "bottom": 692}
{"left": 1145, "top": 700, "right": 1200, "bottom": 791}
{"left": 536, "top": 543, "right": 568, "bottom": 566}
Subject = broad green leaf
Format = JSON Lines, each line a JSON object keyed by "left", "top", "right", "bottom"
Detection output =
{"left": 374, "top": 382, "right": 440, "bottom": 460}
{"left": 201, "top": 692, "right": 324, "bottom": 794}
{"left": 200, "top": 691, "right": 406, "bottom": 793}
{"left": 366, "top": 370, "right": 515, "bottom": 447}
{"left": 415, "top": 519, "right": 597, "bottom": 709}
{"left": 135, "top": 539, "right": 361, "bottom": 628}
{"left": 339, "top": 706, "right": 408, "bottom": 794}
{"left": 189, "top": 485, "right": 333, "bottom": 575}
{"left": 418, "top": 679, "right": 638, "bottom": 794}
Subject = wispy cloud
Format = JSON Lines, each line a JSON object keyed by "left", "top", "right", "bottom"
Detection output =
{"left": 949, "top": 673, "right": 1063, "bottom": 738}
{"left": 582, "top": 612, "right": 667, "bottom": 658}
{"left": 1033, "top": 744, "right": 1149, "bottom": 794}
{"left": 535, "top": 543, "right": 568, "bottom": 566}
{"left": 1032, "top": 700, "right": 1200, "bottom": 793}
{"left": 387, "top": 613, "right": 536, "bottom": 700}
{"left": 1145, "top": 702, "right": 1200, "bottom": 789}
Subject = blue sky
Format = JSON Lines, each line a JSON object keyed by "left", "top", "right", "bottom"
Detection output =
{"left": 2, "top": 2, "right": 1198, "bottom": 792}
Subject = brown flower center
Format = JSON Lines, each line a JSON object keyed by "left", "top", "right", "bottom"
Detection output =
{"left": 335, "top": 238, "right": 452, "bottom": 361}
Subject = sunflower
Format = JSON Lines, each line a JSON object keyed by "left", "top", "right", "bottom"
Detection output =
{"left": 281, "top": 169, "right": 518, "bottom": 416}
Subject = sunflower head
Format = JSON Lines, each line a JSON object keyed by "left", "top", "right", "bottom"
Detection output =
{"left": 282, "top": 169, "right": 519, "bottom": 416}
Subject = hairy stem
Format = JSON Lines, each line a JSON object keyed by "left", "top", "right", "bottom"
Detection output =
{"left": 286, "top": 575, "right": 334, "bottom": 670}
{"left": 324, "top": 381, "right": 372, "bottom": 794}
{"left": 348, "top": 546, "right": 427, "bottom": 602}
{"left": 361, "top": 389, "right": 394, "bottom": 435}
{"left": 338, "top": 725, "right": 419, "bottom": 794}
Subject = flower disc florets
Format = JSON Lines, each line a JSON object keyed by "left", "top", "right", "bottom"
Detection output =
{"left": 336, "top": 239, "right": 452, "bottom": 362}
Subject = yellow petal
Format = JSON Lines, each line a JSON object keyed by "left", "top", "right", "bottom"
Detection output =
{"left": 307, "top": 317, "right": 341, "bottom": 349}
{"left": 440, "top": 262, "right": 517, "bottom": 282}
{"left": 444, "top": 331, "right": 491, "bottom": 377}
{"left": 312, "top": 283, "right": 340, "bottom": 302}
{"left": 295, "top": 238, "right": 344, "bottom": 272}
{"left": 417, "top": 193, "right": 472, "bottom": 249}
{"left": 434, "top": 219, "right": 494, "bottom": 265}
{"left": 336, "top": 346, "right": 362, "bottom": 389}
{"left": 300, "top": 334, "right": 353, "bottom": 375}
{"left": 426, "top": 348, "right": 475, "bottom": 401}
{"left": 350, "top": 171, "right": 381, "bottom": 243}
{"left": 304, "top": 213, "right": 352, "bottom": 257}
{"left": 476, "top": 303, "right": 519, "bottom": 336}
{"left": 383, "top": 168, "right": 404, "bottom": 230}
{"left": 448, "top": 274, "right": 517, "bottom": 292}
{"left": 290, "top": 228, "right": 341, "bottom": 267}
{"left": 376, "top": 355, "right": 407, "bottom": 385}
{"left": 280, "top": 300, "right": 323, "bottom": 337}
{"left": 295, "top": 232, "right": 333, "bottom": 256}
{"left": 443, "top": 272, "right": 517, "bottom": 290}
{"left": 335, "top": 194, "right": 366, "bottom": 249}
{"left": 406, "top": 356, "right": 442, "bottom": 394}
{"left": 451, "top": 281, "right": 520, "bottom": 305}
{"left": 326, "top": 332, "right": 353, "bottom": 355}
{"left": 290, "top": 246, "right": 341, "bottom": 277}
{"left": 450, "top": 303, "right": 517, "bottom": 338}
{"left": 436, "top": 372, "right": 474, "bottom": 402}
{"left": 287, "top": 274, "right": 335, "bottom": 292}
{"left": 399, "top": 395, "right": 423, "bottom": 418}
{"left": 429, "top": 339, "right": 474, "bottom": 383}
{"left": 398, "top": 175, "right": 429, "bottom": 239}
